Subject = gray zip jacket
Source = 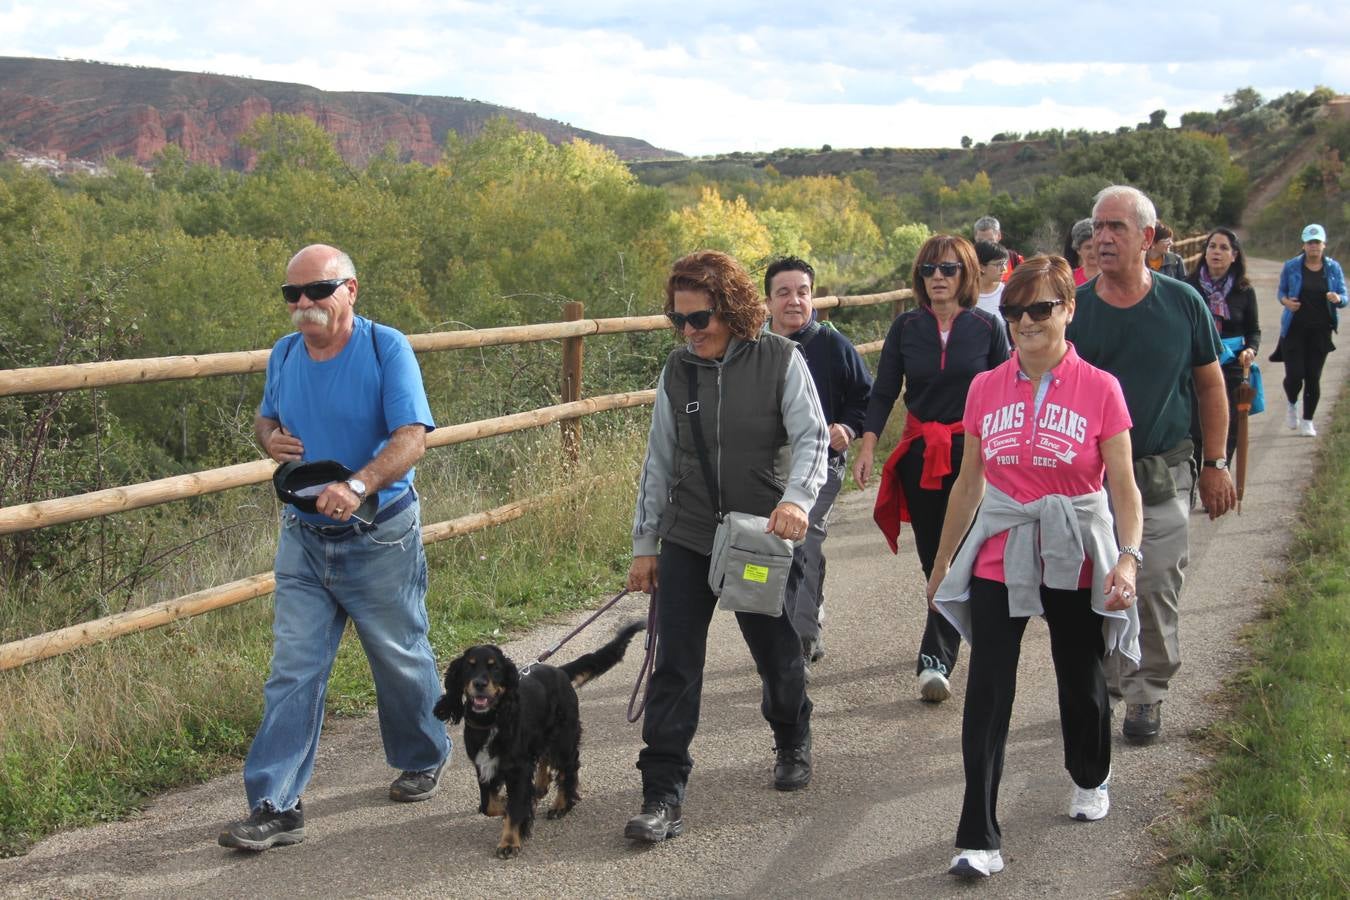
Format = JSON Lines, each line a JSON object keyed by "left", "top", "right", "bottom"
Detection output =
{"left": 932, "top": 483, "right": 1141, "bottom": 663}
{"left": 633, "top": 334, "right": 829, "bottom": 557}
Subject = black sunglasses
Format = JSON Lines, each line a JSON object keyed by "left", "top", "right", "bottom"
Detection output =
{"left": 281, "top": 279, "right": 350, "bottom": 303}
{"left": 1000, "top": 299, "right": 1066, "bottom": 323}
{"left": 667, "top": 308, "right": 716, "bottom": 330}
{"left": 919, "top": 262, "right": 962, "bottom": 278}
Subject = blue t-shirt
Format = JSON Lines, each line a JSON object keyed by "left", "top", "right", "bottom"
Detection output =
{"left": 260, "top": 315, "right": 435, "bottom": 523}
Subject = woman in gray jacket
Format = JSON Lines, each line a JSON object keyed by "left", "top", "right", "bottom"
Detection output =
{"left": 624, "top": 250, "right": 829, "bottom": 844}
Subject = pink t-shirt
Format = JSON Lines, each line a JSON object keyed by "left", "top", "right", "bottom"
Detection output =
{"left": 963, "top": 343, "right": 1132, "bottom": 584}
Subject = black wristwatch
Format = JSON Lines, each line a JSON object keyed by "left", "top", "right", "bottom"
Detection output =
{"left": 1202, "top": 458, "right": 1229, "bottom": 471}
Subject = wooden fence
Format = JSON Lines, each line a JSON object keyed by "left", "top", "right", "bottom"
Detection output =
{"left": 0, "top": 234, "right": 1209, "bottom": 671}
{"left": 0, "top": 288, "right": 912, "bottom": 670}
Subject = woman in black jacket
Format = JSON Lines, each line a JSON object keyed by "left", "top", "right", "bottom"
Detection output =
{"left": 1187, "top": 227, "right": 1259, "bottom": 461}
{"left": 852, "top": 234, "right": 1010, "bottom": 704}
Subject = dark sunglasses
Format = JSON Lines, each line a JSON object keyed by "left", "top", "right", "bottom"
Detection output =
{"left": 281, "top": 279, "right": 350, "bottom": 303}
{"left": 1000, "top": 299, "right": 1066, "bottom": 323}
{"left": 919, "top": 262, "right": 962, "bottom": 278}
{"left": 667, "top": 308, "right": 716, "bottom": 330}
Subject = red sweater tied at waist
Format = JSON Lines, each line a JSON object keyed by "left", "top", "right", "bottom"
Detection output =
{"left": 873, "top": 412, "right": 965, "bottom": 554}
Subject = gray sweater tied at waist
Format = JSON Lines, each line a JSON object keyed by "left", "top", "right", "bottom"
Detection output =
{"left": 933, "top": 483, "right": 1140, "bottom": 663}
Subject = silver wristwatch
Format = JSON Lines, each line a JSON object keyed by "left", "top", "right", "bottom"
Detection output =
{"left": 345, "top": 477, "right": 367, "bottom": 500}
{"left": 1118, "top": 545, "right": 1143, "bottom": 566}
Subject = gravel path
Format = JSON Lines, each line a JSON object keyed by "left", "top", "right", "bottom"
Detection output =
{"left": 1, "top": 259, "right": 1340, "bottom": 899}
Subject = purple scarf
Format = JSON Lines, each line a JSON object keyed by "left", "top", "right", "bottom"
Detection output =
{"left": 1199, "top": 267, "right": 1233, "bottom": 321}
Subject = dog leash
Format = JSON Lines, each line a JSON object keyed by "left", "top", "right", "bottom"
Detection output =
{"left": 522, "top": 587, "right": 634, "bottom": 676}
{"left": 626, "top": 591, "right": 658, "bottom": 724}
{"left": 515, "top": 585, "right": 657, "bottom": 724}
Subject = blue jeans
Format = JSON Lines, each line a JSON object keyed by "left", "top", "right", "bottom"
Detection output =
{"left": 243, "top": 498, "right": 450, "bottom": 813}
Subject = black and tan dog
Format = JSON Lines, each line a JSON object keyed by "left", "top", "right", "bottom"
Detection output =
{"left": 433, "top": 621, "right": 644, "bottom": 858}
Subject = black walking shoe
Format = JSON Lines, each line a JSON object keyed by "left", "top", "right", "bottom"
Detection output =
{"left": 1122, "top": 701, "right": 1162, "bottom": 743}
{"left": 218, "top": 801, "right": 305, "bottom": 851}
{"left": 389, "top": 759, "right": 446, "bottom": 802}
{"left": 624, "top": 800, "right": 683, "bottom": 842}
{"left": 773, "top": 734, "right": 813, "bottom": 791}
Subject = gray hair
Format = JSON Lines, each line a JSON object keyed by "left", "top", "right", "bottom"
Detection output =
{"left": 332, "top": 250, "right": 357, "bottom": 279}
{"left": 973, "top": 215, "right": 1000, "bottom": 234}
{"left": 1091, "top": 185, "right": 1157, "bottom": 232}
{"left": 1070, "top": 218, "right": 1094, "bottom": 249}
{"left": 288, "top": 244, "right": 358, "bottom": 279}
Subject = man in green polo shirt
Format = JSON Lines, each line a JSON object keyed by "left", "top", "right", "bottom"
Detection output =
{"left": 1067, "top": 185, "right": 1236, "bottom": 744}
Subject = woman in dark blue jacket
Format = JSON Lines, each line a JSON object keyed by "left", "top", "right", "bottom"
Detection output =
{"left": 1186, "top": 227, "right": 1259, "bottom": 461}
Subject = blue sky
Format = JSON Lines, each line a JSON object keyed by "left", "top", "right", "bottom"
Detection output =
{"left": 2, "top": 1, "right": 1347, "bottom": 155}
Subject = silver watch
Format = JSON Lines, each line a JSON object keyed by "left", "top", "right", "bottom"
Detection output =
{"left": 1118, "top": 545, "right": 1143, "bottom": 566}
{"left": 345, "top": 477, "right": 367, "bottom": 500}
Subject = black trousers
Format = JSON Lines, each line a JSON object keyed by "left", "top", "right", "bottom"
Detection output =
{"left": 1282, "top": 326, "right": 1332, "bottom": 419}
{"left": 637, "top": 540, "right": 812, "bottom": 804}
{"left": 955, "top": 577, "right": 1111, "bottom": 850}
{"left": 897, "top": 437, "right": 964, "bottom": 677}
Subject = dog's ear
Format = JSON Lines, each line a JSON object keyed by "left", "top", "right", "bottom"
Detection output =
{"left": 433, "top": 654, "right": 466, "bottom": 724}
{"left": 498, "top": 650, "right": 520, "bottom": 691}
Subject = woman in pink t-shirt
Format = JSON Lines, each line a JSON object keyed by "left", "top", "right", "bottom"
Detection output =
{"left": 924, "top": 256, "right": 1144, "bottom": 880}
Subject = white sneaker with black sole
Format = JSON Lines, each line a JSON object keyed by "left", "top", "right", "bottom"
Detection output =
{"left": 1069, "top": 778, "right": 1110, "bottom": 821}
{"left": 949, "top": 848, "right": 1004, "bottom": 878}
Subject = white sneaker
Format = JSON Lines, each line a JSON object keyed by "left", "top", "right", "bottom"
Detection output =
{"left": 918, "top": 668, "right": 951, "bottom": 703}
{"left": 949, "top": 848, "right": 1004, "bottom": 878}
{"left": 1300, "top": 419, "right": 1317, "bottom": 437}
{"left": 1286, "top": 402, "right": 1299, "bottom": 430}
{"left": 1069, "top": 780, "right": 1110, "bottom": 821}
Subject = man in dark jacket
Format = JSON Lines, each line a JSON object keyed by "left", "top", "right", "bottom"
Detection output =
{"left": 765, "top": 257, "right": 873, "bottom": 671}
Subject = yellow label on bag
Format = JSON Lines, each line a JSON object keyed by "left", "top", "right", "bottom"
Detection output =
{"left": 742, "top": 563, "right": 769, "bottom": 583}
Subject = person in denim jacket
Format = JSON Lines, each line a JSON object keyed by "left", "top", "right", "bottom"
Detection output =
{"left": 1274, "top": 223, "right": 1347, "bottom": 436}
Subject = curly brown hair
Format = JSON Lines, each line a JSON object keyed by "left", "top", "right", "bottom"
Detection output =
{"left": 1002, "top": 254, "right": 1075, "bottom": 309}
{"left": 664, "top": 250, "right": 766, "bottom": 340}
{"left": 911, "top": 235, "right": 979, "bottom": 308}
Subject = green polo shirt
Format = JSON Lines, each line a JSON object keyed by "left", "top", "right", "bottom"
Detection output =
{"left": 1067, "top": 273, "right": 1221, "bottom": 459}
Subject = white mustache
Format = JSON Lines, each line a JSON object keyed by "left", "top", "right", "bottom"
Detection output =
{"left": 291, "top": 308, "right": 330, "bottom": 328}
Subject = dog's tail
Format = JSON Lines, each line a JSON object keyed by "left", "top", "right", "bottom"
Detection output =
{"left": 560, "top": 620, "right": 645, "bottom": 688}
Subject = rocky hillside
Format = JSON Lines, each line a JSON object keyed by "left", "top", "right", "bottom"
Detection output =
{"left": 0, "top": 56, "right": 678, "bottom": 169}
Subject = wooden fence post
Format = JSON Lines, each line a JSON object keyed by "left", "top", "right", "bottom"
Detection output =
{"left": 893, "top": 285, "right": 908, "bottom": 319}
{"left": 561, "top": 302, "right": 584, "bottom": 466}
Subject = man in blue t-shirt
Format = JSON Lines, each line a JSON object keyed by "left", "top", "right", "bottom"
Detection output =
{"left": 1067, "top": 187, "right": 1236, "bottom": 746}
{"left": 765, "top": 257, "right": 873, "bottom": 673}
{"left": 219, "top": 244, "right": 450, "bottom": 852}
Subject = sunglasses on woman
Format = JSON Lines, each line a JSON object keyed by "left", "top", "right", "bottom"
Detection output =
{"left": 281, "top": 279, "right": 350, "bottom": 303}
{"left": 918, "top": 262, "right": 962, "bottom": 278}
{"left": 999, "top": 299, "right": 1065, "bottom": 323}
{"left": 667, "top": 309, "right": 716, "bottom": 330}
